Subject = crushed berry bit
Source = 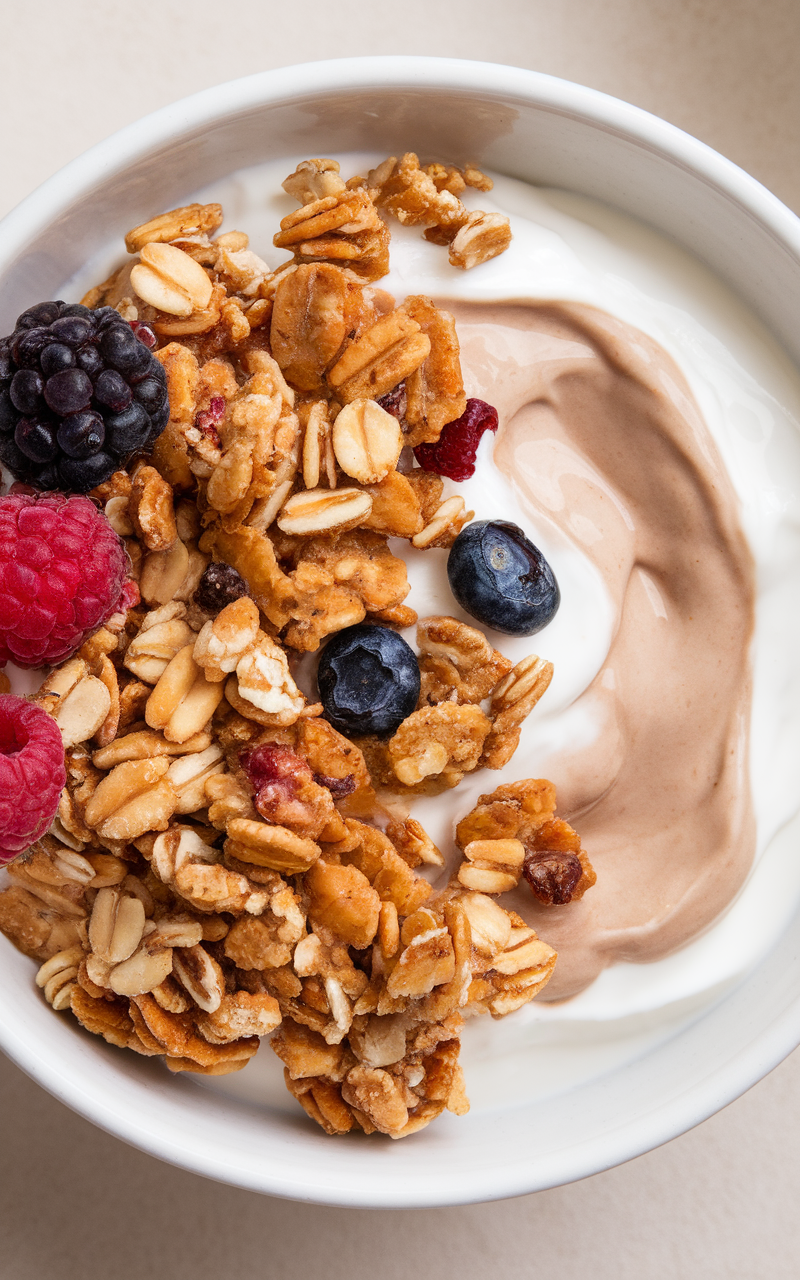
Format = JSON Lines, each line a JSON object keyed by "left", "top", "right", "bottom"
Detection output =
{"left": 522, "top": 849, "right": 583, "bottom": 905}
{"left": 116, "top": 578, "right": 141, "bottom": 613}
{"left": 194, "top": 395, "right": 226, "bottom": 449}
{"left": 240, "top": 742, "right": 312, "bottom": 802}
{"left": 240, "top": 743, "right": 316, "bottom": 823}
{"left": 413, "top": 398, "right": 499, "bottom": 481}
{"left": 194, "top": 561, "right": 247, "bottom": 614}
{"left": 313, "top": 771, "right": 356, "bottom": 799}
{"left": 377, "top": 381, "right": 407, "bottom": 422}
{"left": 129, "top": 320, "right": 157, "bottom": 349}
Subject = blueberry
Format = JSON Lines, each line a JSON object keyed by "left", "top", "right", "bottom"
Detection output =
{"left": 9, "top": 368, "right": 44, "bottom": 415}
{"left": 57, "top": 410, "right": 105, "bottom": 458}
{"left": 44, "top": 367, "right": 93, "bottom": 415}
{"left": 447, "top": 520, "right": 560, "bottom": 636}
{"left": 317, "top": 624, "right": 421, "bottom": 738}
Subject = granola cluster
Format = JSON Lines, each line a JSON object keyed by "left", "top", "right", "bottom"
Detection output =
{"left": 0, "top": 157, "right": 594, "bottom": 1139}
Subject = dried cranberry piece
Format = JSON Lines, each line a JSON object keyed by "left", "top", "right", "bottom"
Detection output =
{"left": 413, "top": 398, "right": 499, "bottom": 482}
{"left": 522, "top": 849, "right": 583, "bottom": 905}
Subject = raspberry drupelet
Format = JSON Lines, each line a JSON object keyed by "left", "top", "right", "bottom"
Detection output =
{"left": 0, "top": 491, "right": 130, "bottom": 668}
{"left": 0, "top": 696, "right": 66, "bottom": 864}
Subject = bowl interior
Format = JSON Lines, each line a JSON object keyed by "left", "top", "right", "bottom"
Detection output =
{"left": 2, "top": 57, "right": 800, "bottom": 1206}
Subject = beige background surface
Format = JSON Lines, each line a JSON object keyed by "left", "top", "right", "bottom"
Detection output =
{"left": 1, "top": 1, "right": 800, "bottom": 1275}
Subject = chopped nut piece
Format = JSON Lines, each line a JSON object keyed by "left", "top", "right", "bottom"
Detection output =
{"left": 231, "top": 632, "right": 306, "bottom": 725}
{"left": 304, "top": 860, "right": 380, "bottom": 948}
{"left": 402, "top": 297, "right": 467, "bottom": 447}
{"left": 145, "top": 644, "right": 225, "bottom": 743}
{"left": 124, "top": 617, "right": 197, "bottom": 684}
{"left": 271, "top": 263, "right": 373, "bottom": 392}
{"left": 193, "top": 596, "right": 260, "bottom": 682}
{"left": 128, "top": 465, "right": 178, "bottom": 552}
{"left": 282, "top": 159, "right": 347, "bottom": 205}
{"left": 83, "top": 757, "right": 177, "bottom": 842}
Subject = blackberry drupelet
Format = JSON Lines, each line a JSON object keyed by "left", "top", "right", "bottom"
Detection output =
{"left": 0, "top": 301, "right": 169, "bottom": 493}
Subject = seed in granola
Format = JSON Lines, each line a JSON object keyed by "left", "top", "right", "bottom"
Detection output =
{"left": 522, "top": 849, "right": 583, "bottom": 905}
{"left": 448, "top": 520, "right": 560, "bottom": 636}
{"left": 193, "top": 561, "right": 248, "bottom": 614}
{"left": 317, "top": 624, "right": 421, "bottom": 738}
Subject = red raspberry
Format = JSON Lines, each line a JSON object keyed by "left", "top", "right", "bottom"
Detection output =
{"left": 0, "top": 695, "right": 66, "bottom": 864}
{"left": 413, "top": 398, "right": 499, "bottom": 482}
{"left": 0, "top": 491, "right": 129, "bottom": 668}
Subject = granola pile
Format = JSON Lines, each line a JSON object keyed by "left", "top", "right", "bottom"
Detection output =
{"left": 0, "top": 154, "right": 595, "bottom": 1139}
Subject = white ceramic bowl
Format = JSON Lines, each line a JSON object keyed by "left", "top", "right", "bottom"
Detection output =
{"left": 2, "top": 56, "right": 800, "bottom": 1207}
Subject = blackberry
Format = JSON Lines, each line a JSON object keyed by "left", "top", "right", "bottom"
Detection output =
{"left": 0, "top": 300, "right": 169, "bottom": 493}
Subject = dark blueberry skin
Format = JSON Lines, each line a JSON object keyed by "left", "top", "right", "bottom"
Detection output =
{"left": 447, "top": 520, "right": 560, "bottom": 636}
{"left": 317, "top": 624, "right": 421, "bottom": 738}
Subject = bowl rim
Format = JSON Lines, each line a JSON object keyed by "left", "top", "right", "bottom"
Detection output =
{"left": 3, "top": 54, "right": 800, "bottom": 1206}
